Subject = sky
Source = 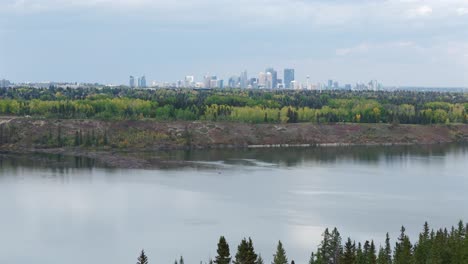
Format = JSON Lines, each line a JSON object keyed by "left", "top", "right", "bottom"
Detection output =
{"left": 0, "top": 0, "right": 468, "bottom": 87}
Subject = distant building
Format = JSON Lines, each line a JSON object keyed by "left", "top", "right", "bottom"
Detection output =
{"left": 185, "top": 76, "right": 194, "bottom": 87}
{"left": 284, "top": 69, "right": 295, "bottom": 89}
{"left": 344, "top": 84, "right": 352, "bottom": 90}
{"left": 328, "top": 79, "right": 333, "bottom": 88}
{"left": 0, "top": 79, "right": 11, "bottom": 88}
{"left": 138, "top": 76, "right": 146, "bottom": 88}
{"left": 228, "top": 76, "right": 239, "bottom": 88}
{"left": 240, "top": 70, "right": 248, "bottom": 89}
{"left": 258, "top": 72, "right": 266, "bottom": 88}
{"left": 333, "top": 81, "right": 339, "bottom": 89}
{"left": 129, "top": 76, "right": 135, "bottom": 88}
{"left": 265, "top": 72, "right": 273, "bottom": 89}
{"left": 265, "top": 67, "right": 278, "bottom": 88}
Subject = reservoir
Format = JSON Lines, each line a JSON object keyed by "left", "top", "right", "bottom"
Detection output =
{"left": 0, "top": 145, "right": 467, "bottom": 264}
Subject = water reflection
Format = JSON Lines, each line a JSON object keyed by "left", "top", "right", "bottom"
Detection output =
{"left": 0, "top": 144, "right": 467, "bottom": 264}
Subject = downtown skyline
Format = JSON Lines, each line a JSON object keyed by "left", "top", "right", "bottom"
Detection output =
{"left": 1, "top": 0, "right": 468, "bottom": 87}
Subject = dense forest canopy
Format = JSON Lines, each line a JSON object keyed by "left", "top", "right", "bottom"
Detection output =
{"left": 0, "top": 87, "right": 467, "bottom": 124}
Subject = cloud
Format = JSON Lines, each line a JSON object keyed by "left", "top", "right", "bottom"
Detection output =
{"left": 457, "top": 7, "right": 468, "bottom": 15}
{"left": 407, "top": 5, "right": 433, "bottom": 18}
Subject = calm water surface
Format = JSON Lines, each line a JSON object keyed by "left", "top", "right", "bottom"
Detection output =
{"left": 1, "top": 145, "right": 467, "bottom": 264}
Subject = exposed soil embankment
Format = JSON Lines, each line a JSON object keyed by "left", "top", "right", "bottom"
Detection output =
{"left": 1, "top": 117, "right": 467, "bottom": 168}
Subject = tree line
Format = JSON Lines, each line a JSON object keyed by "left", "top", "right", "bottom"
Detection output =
{"left": 0, "top": 87, "right": 467, "bottom": 124}
{"left": 134, "top": 220, "right": 468, "bottom": 264}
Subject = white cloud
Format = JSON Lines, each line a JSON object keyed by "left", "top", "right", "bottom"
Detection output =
{"left": 456, "top": 7, "right": 468, "bottom": 15}
{"left": 407, "top": 5, "right": 433, "bottom": 18}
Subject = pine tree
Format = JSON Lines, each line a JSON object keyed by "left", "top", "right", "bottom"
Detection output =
{"left": 341, "top": 238, "right": 356, "bottom": 264}
{"left": 368, "top": 241, "right": 377, "bottom": 264}
{"left": 414, "top": 222, "right": 430, "bottom": 264}
{"left": 330, "top": 227, "right": 343, "bottom": 263}
{"left": 394, "top": 226, "right": 414, "bottom": 264}
{"left": 215, "top": 236, "right": 231, "bottom": 264}
{"left": 180, "top": 256, "right": 185, "bottom": 264}
{"left": 74, "top": 131, "right": 80, "bottom": 146}
{"left": 356, "top": 242, "right": 365, "bottom": 264}
{"left": 137, "top": 250, "right": 149, "bottom": 264}
{"left": 272, "top": 241, "right": 288, "bottom": 264}
{"left": 246, "top": 238, "right": 258, "bottom": 264}
{"left": 234, "top": 238, "right": 257, "bottom": 264}
{"left": 257, "top": 254, "right": 264, "bottom": 264}
{"left": 308, "top": 252, "right": 316, "bottom": 264}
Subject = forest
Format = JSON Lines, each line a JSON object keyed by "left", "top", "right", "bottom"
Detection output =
{"left": 136, "top": 221, "right": 468, "bottom": 264}
{"left": 0, "top": 87, "right": 467, "bottom": 124}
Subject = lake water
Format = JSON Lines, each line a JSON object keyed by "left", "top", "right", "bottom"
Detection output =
{"left": 1, "top": 145, "right": 468, "bottom": 264}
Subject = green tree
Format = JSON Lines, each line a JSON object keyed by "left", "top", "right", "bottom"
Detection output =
{"left": 215, "top": 236, "right": 231, "bottom": 264}
{"left": 272, "top": 241, "right": 288, "bottom": 264}
{"left": 394, "top": 226, "right": 414, "bottom": 264}
{"left": 257, "top": 254, "right": 264, "bottom": 264}
{"left": 234, "top": 238, "right": 257, "bottom": 264}
{"left": 137, "top": 250, "right": 149, "bottom": 264}
{"left": 342, "top": 238, "right": 356, "bottom": 264}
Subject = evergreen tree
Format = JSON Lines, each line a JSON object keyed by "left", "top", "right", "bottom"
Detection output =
{"left": 246, "top": 238, "right": 258, "bottom": 264}
{"left": 330, "top": 227, "right": 343, "bottom": 263}
{"left": 234, "top": 238, "right": 257, "bottom": 264}
{"left": 341, "top": 238, "right": 356, "bottom": 264}
{"left": 215, "top": 236, "right": 231, "bottom": 264}
{"left": 137, "top": 250, "right": 149, "bottom": 264}
{"left": 368, "top": 241, "right": 377, "bottom": 264}
{"left": 257, "top": 254, "right": 264, "bottom": 264}
{"left": 74, "top": 131, "right": 80, "bottom": 146}
{"left": 308, "top": 252, "right": 317, "bottom": 264}
{"left": 272, "top": 241, "right": 288, "bottom": 264}
{"left": 356, "top": 242, "right": 365, "bottom": 264}
{"left": 394, "top": 226, "right": 414, "bottom": 264}
{"left": 180, "top": 256, "right": 185, "bottom": 264}
{"left": 414, "top": 222, "right": 430, "bottom": 264}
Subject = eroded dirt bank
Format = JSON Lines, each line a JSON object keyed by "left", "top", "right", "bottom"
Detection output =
{"left": 1, "top": 117, "right": 467, "bottom": 168}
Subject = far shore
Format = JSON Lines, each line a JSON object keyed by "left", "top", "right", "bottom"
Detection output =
{"left": 1, "top": 117, "right": 467, "bottom": 168}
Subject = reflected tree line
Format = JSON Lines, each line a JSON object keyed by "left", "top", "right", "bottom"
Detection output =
{"left": 136, "top": 221, "right": 468, "bottom": 264}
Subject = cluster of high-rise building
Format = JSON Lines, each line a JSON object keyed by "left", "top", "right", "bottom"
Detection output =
{"left": 129, "top": 75, "right": 146, "bottom": 88}
{"left": 145, "top": 67, "right": 298, "bottom": 90}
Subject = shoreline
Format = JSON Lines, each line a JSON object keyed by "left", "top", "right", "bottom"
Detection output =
{"left": 1, "top": 117, "right": 467, "bottom": 168}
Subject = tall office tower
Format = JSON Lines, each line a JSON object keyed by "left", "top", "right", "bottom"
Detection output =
{"left": 265, "top": 72, "right": 273, "bottom": 89}
{"left": 228, "top": 76, "right": 238, "bottom": 88}
{"left": 203, "top": 75, "right": 211, "bottom": 88}
{"left": 333, "top": 81, "right": 339, "bottom": 89}
{"left": 185, "top": 76, "right": 194, "bottom": 87}
{"left": 240, "top": 70, "right": 248, "bottom": 89}
{"left": 284, "top": 68, "right": 295, "bottom": 89}
{"left": 140, "top": 76, "right": 147, "bottom": 88}
{"left": 129, "top": 76, "right": 135, "bottom": 88}
{"left": 265, "top": 67, "right": 278, "bottom": 88}
{"left": 217, "top": 80, "right": 224, "bottom": 89}
{"left": 328, "top": 80, "right": 333, "bottom": 88}
{"left": 258, "top": 72, "right": 266, "bottom": 88}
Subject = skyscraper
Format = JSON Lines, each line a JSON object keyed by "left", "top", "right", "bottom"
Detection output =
{"left": 284, "top": 69, "right": 295, "bottom": 89}
{"left": 184, "top": 76, "right": 194, "bottom": 87}
{"left": 265, "top": 67, "right": 278, "bottom": 89}
{"left": 240, "top": 70, "right": 248, "bottom": 89}
{"left": 258, "top": 72, "right": 266, "bottom": 88}
{"left": 129, "top": 76, "right": 135, "bottom": 88}
{"left": 140, "top": 76, "right": 146, "bottom": 88}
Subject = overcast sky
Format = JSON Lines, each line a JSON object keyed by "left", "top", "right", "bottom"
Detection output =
{"left": 1, "top": 0, "right": 468, "bottom": 87}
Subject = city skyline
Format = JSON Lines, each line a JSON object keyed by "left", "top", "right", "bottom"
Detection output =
{"left": 1, "top": 0, "right": 468, "bottom": 87}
